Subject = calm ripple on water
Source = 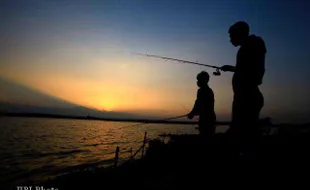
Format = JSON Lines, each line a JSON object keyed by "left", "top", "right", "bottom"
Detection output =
{"left": 1, "top": 116, "right": 219, "bottom": 185}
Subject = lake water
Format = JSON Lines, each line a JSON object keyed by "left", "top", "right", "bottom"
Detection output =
{"left": 0, "top": 116, "right": 228, "bottom": 186}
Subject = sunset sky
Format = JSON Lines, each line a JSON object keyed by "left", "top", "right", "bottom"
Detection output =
{"left": 1, "top": 0, "right": 310, "bottom": 123}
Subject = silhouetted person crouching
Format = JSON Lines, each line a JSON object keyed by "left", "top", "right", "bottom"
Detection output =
{"left": 187, "top": 71, "right": 216, "bottom": 142}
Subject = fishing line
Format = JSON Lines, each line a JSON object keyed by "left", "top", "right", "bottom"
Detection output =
{"left": 132, "top": 52, "right": 222, "bottom": 76}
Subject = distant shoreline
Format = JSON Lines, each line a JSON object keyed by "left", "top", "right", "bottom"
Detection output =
{"left": 0, "top": 112, "right": 231, "bottom": 125}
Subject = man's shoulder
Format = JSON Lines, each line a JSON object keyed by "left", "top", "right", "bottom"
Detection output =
{"left": 248, "top": 34, "right": 265, "bottom": 43}
{"left": 200, "top": 86, "right": 214, "bottom": 95}
{"left": 245, "top": 35, "right": 267, "bottom": 53}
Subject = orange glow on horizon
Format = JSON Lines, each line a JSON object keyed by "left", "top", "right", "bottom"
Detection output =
{"left": 0, "top": 66, "right": 185, "bottom": 114}
{"left": 0, "top": 55, "right": 232, "bottom": 118}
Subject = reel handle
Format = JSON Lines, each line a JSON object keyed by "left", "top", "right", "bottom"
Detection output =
{"left": 213, "top": 68, "right": 221, "bottom": 76}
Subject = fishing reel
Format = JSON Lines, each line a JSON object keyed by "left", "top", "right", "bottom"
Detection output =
{"left": 213, "top": 68, "right": 221, "bottom": 76}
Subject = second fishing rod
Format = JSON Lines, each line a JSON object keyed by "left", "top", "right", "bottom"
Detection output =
{"left": 123, "top": 114, "right": 188, "bottom": 129}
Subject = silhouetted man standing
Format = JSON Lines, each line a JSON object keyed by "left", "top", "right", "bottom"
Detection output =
{"left": 220, "top": 21, "right": 266, "bottom": 154}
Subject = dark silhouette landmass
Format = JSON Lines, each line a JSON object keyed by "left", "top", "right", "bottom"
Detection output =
{"left": 0, "top": 112, "right": 231, "bottom": 125}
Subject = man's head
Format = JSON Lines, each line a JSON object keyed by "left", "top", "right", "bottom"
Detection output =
{"left": 229, "top": 21, "right": 249, "bottom": 47}
{"left": 196, "top": 71, "right": 209, "bottom": 87}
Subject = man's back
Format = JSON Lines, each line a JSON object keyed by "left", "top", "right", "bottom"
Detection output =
{"left": 232, "top": 34, "right": 267, "bottom": 95}
{"left": 197, "top": 85, "right": 215, "bottom": 116}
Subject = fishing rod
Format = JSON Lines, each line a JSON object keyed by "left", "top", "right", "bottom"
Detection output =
{"left": 132, "top": 52, "right": 222, "bottom": 76}
{"left": 123, "top": 114, "right": 188, "bottom": 129}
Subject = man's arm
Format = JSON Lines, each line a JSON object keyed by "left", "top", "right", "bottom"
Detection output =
{"left": 220, "top": 65, "right": 236, "bottom": 72}
{"left": 187, "top": 90, "right": 201, "bottom": 119}
{"left": 254, "top": 53, "right": 265, "bottom": 85}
